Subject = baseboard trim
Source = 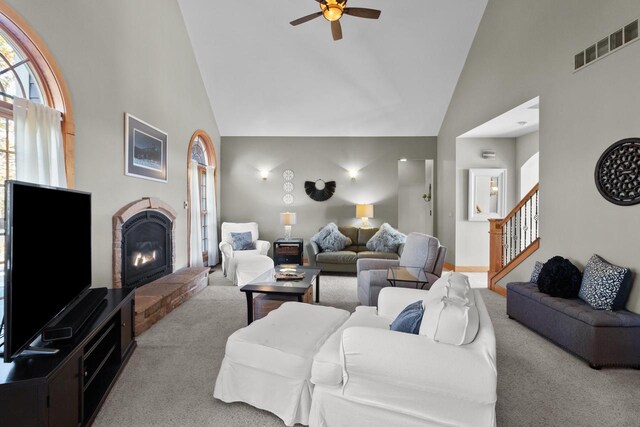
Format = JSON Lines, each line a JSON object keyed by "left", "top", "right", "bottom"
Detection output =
{"left": 443, "top": 263, "right": 489, "bottom": 273}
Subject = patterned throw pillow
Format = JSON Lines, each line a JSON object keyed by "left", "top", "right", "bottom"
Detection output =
{"left": 311, "top": 223, "right": 352, "bottom": 252}
{"left": 390, "top": 300, "right": 424, "bottom": 334}
{"left": 230, "top": 231, "right": 256, "bottom": 251}
{"left": 578, "top": 254, "right": 633, "bottom": 311}
{"left": 530, "top": 261, "right": 544, "bottom": 284}
{"left": 366, "top": 223, "right": 407, "bottom": 253}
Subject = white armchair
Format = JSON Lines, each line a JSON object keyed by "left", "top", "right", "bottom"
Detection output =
{"left": 309, "top": 284, "right": 497, "bottom": 427}
{"left": 219, "top": 222, "right": 270, "bottom": 277}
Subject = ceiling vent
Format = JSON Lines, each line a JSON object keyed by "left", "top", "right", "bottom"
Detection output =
{"left": 574, "top": 18, "right": 638, "bottom": 71}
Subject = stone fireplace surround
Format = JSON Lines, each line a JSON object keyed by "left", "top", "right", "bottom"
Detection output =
{"left": 113, "top": 198, "right": 209, "bottom": 335}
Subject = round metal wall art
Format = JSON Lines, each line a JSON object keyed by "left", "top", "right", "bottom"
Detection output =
{"left": 283, "top": 182, "right": 294, "bottom": 193}
{"left": 594, "top": 138, "right": 640, "bottom": 206}
{"left": 283, "top": 194, "right": 294, "bottom": 205}
{"left": 283, "top": 169, "right": 294, "bottom": 181}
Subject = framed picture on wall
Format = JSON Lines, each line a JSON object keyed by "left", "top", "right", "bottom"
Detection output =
{"left": 124, "top": 113, "right": 168, "bottom": 182}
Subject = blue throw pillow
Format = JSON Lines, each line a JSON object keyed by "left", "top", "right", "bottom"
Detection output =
{"left": 311, "top": 223, "right": 352, "bottom": 252}
{"left": 530, "top": 261, "right": 544, "bottom": 284}
{"left": 578, "top": 254, "right": 633, "bottom": 311}
{"left": 231, "top": 231, "right": 256, "bottom": 251}
{"left": 390, "top": 300, "right": 424, "bottom": 334}
{"left": 366, "top": 223, "right": 407, "bottom": 253}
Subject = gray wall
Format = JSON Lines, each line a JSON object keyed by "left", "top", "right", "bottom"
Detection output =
{"left": 220, "top": 137, "right": 436, "bottom": 257}
{"left": 7, "top": 0, "right": 221, "bottom": 287}
{"left": 438, "top": 0, "right": 640, "bottom": 312}
{"left": 516, "top": 131, "right": 539, "bottom": 197}
{"left": 456, "top": 138, "right": 517, "bottom": 267}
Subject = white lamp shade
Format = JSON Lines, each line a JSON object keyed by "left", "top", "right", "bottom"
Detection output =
{"left": 356, "top": 204, "right": 374, "bottom": 218}
{"left": 280, "top": 212, "right": 297, "bottom": 225}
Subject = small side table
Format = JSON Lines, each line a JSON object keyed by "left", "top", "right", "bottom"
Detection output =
{"left": 273, "top": 238, "right": 304, "bottom": 266}
{"left": 387, "top": 266, "right": 431, "bottom": 289}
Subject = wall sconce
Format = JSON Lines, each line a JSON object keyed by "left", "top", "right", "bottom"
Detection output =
{"left": 260, "top": 170, "right": 269, "bottom": 180}
{"left": 399, "top": 158, "right": 408, "bottom": 162}
{"left": 422, "top": 184, "right": 432, "bottom": 202}
{"left": 481, "top": 150, "right": 496, "bottom": 160}
{"left": 349, "top": 170, "right": 358, "bottom": 180}
{"left": 356, "top": 204, "right": 374, "bottom": 228}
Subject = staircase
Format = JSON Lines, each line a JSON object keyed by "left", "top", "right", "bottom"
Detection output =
{"left": 488, "top": 183, "right": 540, "bottom": 295}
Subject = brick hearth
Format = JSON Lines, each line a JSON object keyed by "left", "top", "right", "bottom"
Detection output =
{"left": 134, "top": 267, "right": 210, "bottom": 335}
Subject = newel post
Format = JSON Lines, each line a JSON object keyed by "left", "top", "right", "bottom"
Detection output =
{"left": 488, "top": 219, "right": 503, "bottom": 287}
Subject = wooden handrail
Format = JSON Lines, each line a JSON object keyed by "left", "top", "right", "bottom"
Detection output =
{"left": 488, "top": 183, "right": 540, "bottom": 294}
{"left": 495, "top": 183, "right": 539, "bottom": 227}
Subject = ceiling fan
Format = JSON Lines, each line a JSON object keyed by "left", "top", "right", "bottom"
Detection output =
{"left": 290, "top": 0, "right": 381, "bottom": 41}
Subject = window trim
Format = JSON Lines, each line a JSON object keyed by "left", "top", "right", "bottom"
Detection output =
{"left": 0, "top": 4, "right": 75, "bottom": 186}
{"left": 187, "top": 130, "right": 217, "bottom": 267}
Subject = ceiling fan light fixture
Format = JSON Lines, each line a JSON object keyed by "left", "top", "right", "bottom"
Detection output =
{"left": 321, "top": 2, "right": 344, "bottom": 22}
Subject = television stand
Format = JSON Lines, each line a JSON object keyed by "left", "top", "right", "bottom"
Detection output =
{"left": 0, "top": 287, "right": 136, "bottom": 427}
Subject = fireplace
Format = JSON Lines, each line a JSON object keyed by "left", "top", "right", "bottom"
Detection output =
{"left": 121, "top": 211, "right": 172, "bottom": 289}
{"left": 113, "top": 198, "right": 177, "bottom": 288}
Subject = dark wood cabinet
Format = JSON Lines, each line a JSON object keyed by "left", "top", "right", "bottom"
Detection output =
{"left": 0, "top": 288, "right": 136, "bottom": 427}
{"left": 273, "top": 238, "right": 304, "bottom": 266}
{"left": 120, "top": 299, "right": 133, "bottom": 359}
{"left": 49, "top": 353, "right": 81, "bottom": 427}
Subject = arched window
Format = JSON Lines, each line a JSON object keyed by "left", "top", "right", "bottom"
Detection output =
{"left": 0, "top": 5, "right": 74, "bottom": 288}
{"left": 0, "top": 29, "right": 44, "bottom": 210}
{"left": 187, "top": 130, "right": 218, "bottom": 267}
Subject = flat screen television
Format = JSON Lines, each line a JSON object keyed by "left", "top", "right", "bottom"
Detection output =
{"left": 3, "top": 180, "right": 91, "bottom": 362}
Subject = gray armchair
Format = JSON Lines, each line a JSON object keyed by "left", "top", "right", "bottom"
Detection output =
{"left": 357, "top": 232, "right": 447, "bottom": 306}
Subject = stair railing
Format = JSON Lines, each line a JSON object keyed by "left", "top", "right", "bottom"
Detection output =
{"left": 488, "top": 183, "right": 540, "bottom": 293}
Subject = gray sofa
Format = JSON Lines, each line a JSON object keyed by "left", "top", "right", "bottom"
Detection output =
{"left": 357, "top": 232, "right": 446, "bottom": 306}
{"left": 306, "top": 226, "right": 401, "bottom": 274}
{"left": 507, "top": 282, "right": 640, "bottom": 369}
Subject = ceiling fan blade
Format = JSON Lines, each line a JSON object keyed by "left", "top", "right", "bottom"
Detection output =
{"left": 290, "top": 12, "right": 323, "bottom": 26}
{"left": 314, "top": 0, "right": 328, "bottom": 4}
{"left": 331, "top": 20, "right": 343, "bottom": 41}
{"left": 343, "top": 8, "right": 381, "bottom": 19}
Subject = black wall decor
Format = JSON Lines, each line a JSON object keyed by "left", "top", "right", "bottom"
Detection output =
{"left": 594, "top": 138, "right": 640, "bottom": 206}
{"left": 305, "top": 179, "right": 336, "bottom": 201}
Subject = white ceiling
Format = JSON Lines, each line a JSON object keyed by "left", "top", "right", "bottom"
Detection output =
{"left": 459, "top": 97, "right": 540, "bottom": 138}
{"left": 178, "top": 0, "right": 487, "bottom": 137}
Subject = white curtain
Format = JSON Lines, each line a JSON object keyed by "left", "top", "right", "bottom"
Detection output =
{"left": 14, "top": 97, "right": 67, "bottom": 187}
{"left": 189, "top": 160, "right": 203, "bottom": 267}
{"left": 205, "top": 165, "right": 219, "bottom": 266}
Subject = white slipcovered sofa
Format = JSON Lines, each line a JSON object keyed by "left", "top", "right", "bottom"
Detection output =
{"left": 309, "top": 274, "right": 497, "bottom": 427}
{"left": 214, "top": 273, "right": 497, "bottom": 427}
{"left": 218, "top": 222, "right": 270, "bottom": 278}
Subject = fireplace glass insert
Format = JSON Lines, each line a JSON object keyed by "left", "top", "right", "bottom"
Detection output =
{"left": 121, "top": 210, "right": 172, "bottom": 288}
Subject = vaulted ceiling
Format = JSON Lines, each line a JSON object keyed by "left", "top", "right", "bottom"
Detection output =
{"left": 178, "top": 0, "right": 487, "bottom": 137}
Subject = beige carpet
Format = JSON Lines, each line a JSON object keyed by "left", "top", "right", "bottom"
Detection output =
{"left": 93, "top": 270, "right": 640, "bottom": 427}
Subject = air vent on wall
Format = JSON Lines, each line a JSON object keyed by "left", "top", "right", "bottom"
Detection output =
{"left": 574, "top": 18, "right": 638, "bottom": 71}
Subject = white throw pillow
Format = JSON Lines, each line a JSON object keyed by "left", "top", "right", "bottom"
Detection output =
{"left": 419, "top": 272, "right": 479, "bottom": 345}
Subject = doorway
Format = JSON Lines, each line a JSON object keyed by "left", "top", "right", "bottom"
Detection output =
{"left": 398, "top": 159, "right": 434, "bottom": 236}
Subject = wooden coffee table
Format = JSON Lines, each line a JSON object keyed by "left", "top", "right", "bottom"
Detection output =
{"left": 240, "top": 265, "right": 321, "bottom": 324}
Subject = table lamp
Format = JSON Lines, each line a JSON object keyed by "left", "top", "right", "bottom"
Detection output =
{"left": 355, "top": 204, "right": 374, "bottom": 227}
{"left": 280, "top": 212, "right": 297, "bottom": 240}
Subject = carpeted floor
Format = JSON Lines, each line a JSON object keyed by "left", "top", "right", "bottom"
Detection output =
{"left": 93, "top": 270, "right": 640, "bottom": 427}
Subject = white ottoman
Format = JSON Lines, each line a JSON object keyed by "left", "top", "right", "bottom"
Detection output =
{"left": 228, "top": 254, "right": 274, "bottom": 286}
{"left": 213, "top": 302, "right": 350, "bottom": 426}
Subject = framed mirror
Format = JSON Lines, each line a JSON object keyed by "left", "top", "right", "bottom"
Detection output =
{"left": 468, "top": 168, "right": 507, "bottom": 221}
